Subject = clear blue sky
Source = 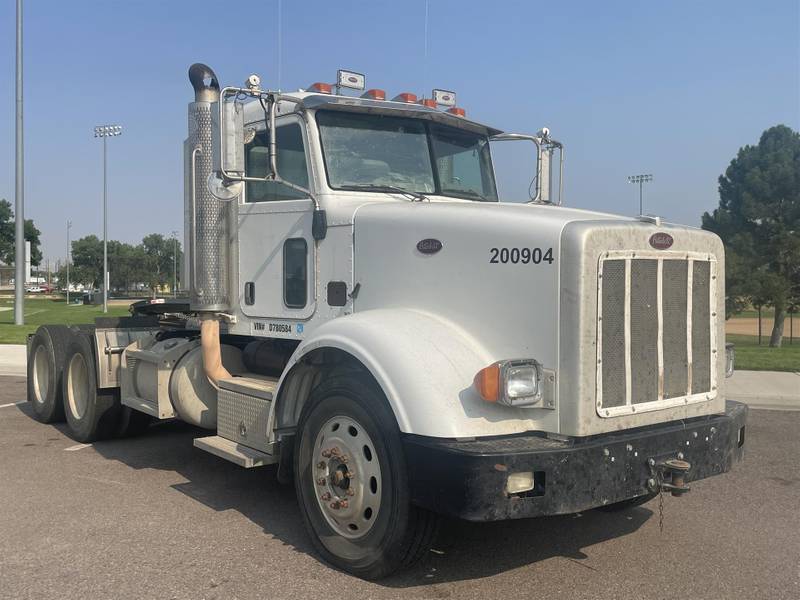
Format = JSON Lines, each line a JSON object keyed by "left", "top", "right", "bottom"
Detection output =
{"left": 1, "top": 0, "right": 798, "bottom": 264}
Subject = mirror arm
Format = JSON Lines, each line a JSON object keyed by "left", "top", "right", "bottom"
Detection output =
{"left": 490, "top": 133, "right": 543, "bottom": 202}
{"left": 219, "top": 88, "right": 322, "bottom": 216}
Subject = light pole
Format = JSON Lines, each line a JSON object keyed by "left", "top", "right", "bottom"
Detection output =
{"left": 66, "top": 219, "right": 72, "bottom": 304}
{"left": 627, "top": 174, "right": 653, "bottom": 215}
{"left": 94, "top": 124, "right": 122, "bottom": 313}
{"left": 14, "top": 0, "right": 24, "bottom": 325}
{"left": 171, "top": 230, "right": 179, "bottom": 298}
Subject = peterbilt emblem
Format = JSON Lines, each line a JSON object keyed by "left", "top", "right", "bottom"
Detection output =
{"left": 416, "top": 239, "right": 443, "bottom": 254}
{"left": 649, "top": 232, "right": 674, "bottom": 250}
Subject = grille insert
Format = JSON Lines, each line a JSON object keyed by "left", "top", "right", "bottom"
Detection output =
{"left": 597, "top": 253, "right": 717, "bottom": 417}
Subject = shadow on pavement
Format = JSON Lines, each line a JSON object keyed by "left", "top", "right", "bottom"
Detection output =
{"left": 84, "top": 419, "right": 650, "bottom": 587}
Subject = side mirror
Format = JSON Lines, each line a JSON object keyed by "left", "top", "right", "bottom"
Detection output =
{"left": 490, "top": 132, "right": 564, "bottom": 205}
{"left": 212, "top": 100, "right": 245, "bottom": 178}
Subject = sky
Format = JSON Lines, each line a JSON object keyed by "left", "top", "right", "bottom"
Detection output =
{"left": 1, "top": 0, "right": 798, "bottom": 264}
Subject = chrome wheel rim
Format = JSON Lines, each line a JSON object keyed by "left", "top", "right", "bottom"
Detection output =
{"left": 32, "top": 345, "right": 50, "bottom": 405}
{"left": 312, "top": 415, "right": 381, "bottom": 539}
{"left": 66, "top": 353, "right": 89, "bottom": 420}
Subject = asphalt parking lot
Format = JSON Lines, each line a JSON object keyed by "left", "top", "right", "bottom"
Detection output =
{"left": 1, "top": 375, "right": 798, "bottom": 600}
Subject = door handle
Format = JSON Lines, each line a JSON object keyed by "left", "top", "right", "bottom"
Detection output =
{"left": 244, "top": 282, "right": 255, "bottom": 305}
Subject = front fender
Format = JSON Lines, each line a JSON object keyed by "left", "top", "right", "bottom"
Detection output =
{"left": 277, "top": 308, "right": 549, "bottom": 438}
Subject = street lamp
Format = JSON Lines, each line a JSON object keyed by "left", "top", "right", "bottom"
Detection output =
{"left": 171, "top": 230, "right": 179, "bottom": 298}
{"left": 66, "top": 219, "right": 72, "bottom": 304}
{"left": 627, "top": 173, "right": 653, "bottom": 215}
{"left": 93, "top": 124, "right": 123, "bottom": 313}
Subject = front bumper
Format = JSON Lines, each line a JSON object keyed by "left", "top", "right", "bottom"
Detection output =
{"left": 403, "top": 400, "right": 747, "bottom": 521}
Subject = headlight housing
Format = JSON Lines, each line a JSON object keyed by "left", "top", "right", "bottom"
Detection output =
{"left": 474, "top": 359, "right": 543, "bottom": 407}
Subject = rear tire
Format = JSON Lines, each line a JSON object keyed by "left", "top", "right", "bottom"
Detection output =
{"left": 27, "top": 325, "right": 73, "bottom": 423}
{"left": 62, "top": 334, "right": 121, "bottom": 442}
{"left": 294, "top": 375, "right": 439, "bottom": 580}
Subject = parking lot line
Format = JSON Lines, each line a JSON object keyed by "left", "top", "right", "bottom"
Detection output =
{"left": 64, "top": 443, "right": 92, "bottom": 452}
{"left": 0, "top": 401, "right": 26, "bottom": 409}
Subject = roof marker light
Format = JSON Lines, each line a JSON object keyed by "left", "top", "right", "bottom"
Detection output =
{"left": 419, "top": 98, "right": 437, "bottom": 108}
{"left": 361, "top": 88, "right": 386, "bottom": 100}
{"left": 392, "top": 92, "right": 418, "bottom": 103}
{"left": 447, "top": 107, "right": 466, "bottom": 117}
{"left": 432, "top": 89, "right": 457, "bottom": 107}
{"left": 308, "top": 82, "right": 333, "bottom": 94}
{"left": 337, "top": 69, "right": 366, "bottom": 91}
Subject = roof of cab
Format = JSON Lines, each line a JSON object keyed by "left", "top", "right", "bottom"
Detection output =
{"left": 242, "top": 91, "right": 503, "bottom": 136}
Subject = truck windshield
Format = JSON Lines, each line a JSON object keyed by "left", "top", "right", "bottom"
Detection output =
{"left": 316, "top": 110, "right": 498, "bottom": 201}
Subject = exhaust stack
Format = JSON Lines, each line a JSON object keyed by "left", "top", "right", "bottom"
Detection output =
{"left": 185, "top": 63, "right": 230, "bottom": 312}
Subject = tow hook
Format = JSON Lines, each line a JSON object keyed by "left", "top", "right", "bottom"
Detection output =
{"left": 647, "top": 457, "right": 691, "bottom": 496}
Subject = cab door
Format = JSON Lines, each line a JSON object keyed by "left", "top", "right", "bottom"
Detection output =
{"left": 238, "top": 115, "right": 316, "bottom": 321}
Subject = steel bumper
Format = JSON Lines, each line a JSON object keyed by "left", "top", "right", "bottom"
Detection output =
{"left": 403, "top": 400, "right": 748, "bottom": 521}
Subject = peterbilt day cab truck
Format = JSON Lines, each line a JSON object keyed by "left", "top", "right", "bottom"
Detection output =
{"left": 27, "top": 64, "right": 746, "bottom": 579}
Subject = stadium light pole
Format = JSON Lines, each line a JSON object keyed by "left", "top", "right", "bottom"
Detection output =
{"left": 66, "top": 220, "right": 72, "bottom": 304}
{"left": 171, "top": 230, "right": 179, "bottom": 298}
{"left": 627, "top": 174, "right": 653, "bottom": 215}
{"left": 14, "top": 0, "right": 25, "bottom": 325}
{"left": 94, "top": 124, "right": 123, "bottom": 313}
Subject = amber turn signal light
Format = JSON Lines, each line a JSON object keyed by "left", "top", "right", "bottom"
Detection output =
{"left": 474, "top": 364, "right": 500, "bottom": 403}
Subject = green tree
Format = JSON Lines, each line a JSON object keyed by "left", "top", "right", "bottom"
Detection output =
{"left": 702, "top": 125, "right": 800, "bottom": 347}
{"left": 141, "top": 233, "right": 182, "bottom": 296}
{"left": 0, "top": 198, "right": 43, "bottom": 266}
{"left": 70, "top": 235, "right": 104, "bottom": 288}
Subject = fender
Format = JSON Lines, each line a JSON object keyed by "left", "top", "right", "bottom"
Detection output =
{"left": 272, "top": 308, "right": 551, "bottom": 438}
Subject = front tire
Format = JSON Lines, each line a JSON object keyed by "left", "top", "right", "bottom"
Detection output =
{"left": 62, "top": 334, "right": 121, "bottom": 442}
{"left": 294, "top": 375, "right": 438, "bottom": 580}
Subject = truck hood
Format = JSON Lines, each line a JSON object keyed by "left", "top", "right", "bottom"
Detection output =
{"left": 351, "top": 200, "right": 725, "bottom": 437}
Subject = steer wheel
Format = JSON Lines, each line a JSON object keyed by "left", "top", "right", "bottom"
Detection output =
{"left": 293, "top": 375, "right": 439, "bottom": 580}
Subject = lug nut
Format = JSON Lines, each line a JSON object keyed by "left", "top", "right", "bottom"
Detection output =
{"left": 339, "top": 499, "right": 349, "bottom": 509}
{"left": 345, "top": 471, "right": 355, "bottom": 479}
{"left": 316, "top": 477, "right": 326, "bottom": 486}
{"left": 330, "top": 501, "right": 340, "bottom": 510}
{"left": 346, "top": 488, "right": 355, "bottom": 496}
{"left": 330, "top": 447, "right": 341, "bottom": 456}
{"left": 321, "top": 450, "right": 331, "bottom": 458}
{"left": 317, "top": 461, "right": 326, "bottom": 469}
{"left": 320, "top": 492, "right": 331, "bottom": 501}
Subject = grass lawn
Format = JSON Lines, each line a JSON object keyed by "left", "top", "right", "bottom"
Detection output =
{"left": 730, "top": 309, "right": 776, "bottom": 319}
{"left": 0, "top": 297, "right": 131, "bottom": 344}
{"left": 726, "top": 334, "right": 800, "bottom": 372}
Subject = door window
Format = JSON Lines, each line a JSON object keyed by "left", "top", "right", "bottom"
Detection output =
{"left": 283, "top": 238, "right": 308, "bottom": 308}
{"left": 245, "top": 123, "right": 309, "bottom": 202}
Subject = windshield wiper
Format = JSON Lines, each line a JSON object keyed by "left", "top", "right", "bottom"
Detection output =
{"left": 443, "top": 189, "right": 491, "bottom": 202}
{"left": 343, "top": 184, "right": 429, "bottom": 202}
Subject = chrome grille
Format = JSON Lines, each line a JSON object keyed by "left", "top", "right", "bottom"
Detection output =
{"left": 597, "top": 253, "right": 717, "bottom": 417}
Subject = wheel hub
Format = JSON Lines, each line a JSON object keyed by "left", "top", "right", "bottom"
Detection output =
{"left": 312, "top": 416, "right": 381, "bottom": 538}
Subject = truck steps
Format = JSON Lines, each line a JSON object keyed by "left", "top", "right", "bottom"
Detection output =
{"left": 194, "top": 376, "right": 279, "bottom": 468}
{"left": 193, "top": 436, "right": 277, "bottom": 468}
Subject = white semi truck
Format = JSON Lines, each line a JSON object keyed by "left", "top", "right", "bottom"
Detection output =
{"left": 27, "top": 64, "right": 747, "bottom": 579}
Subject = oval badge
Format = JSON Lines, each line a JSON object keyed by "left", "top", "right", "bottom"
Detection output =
{"left": 417, "top": 238, "right": 443, "bottom": 255}
{"left": 649, "top": 232, "right": 674, "bottom": 250}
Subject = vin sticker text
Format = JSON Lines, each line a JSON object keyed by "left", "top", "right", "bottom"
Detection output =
{"left": 490, "top": 247, "right": 554, "bottom": 265}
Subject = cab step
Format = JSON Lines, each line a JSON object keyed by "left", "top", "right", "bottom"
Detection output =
{"left": 193, "top": 435, "right": 278, "bottom": 468}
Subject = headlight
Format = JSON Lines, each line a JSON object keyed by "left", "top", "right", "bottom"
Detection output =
{"left": 725, "top": 343, "right": 735, "bottom": 378}
{"left": 474, "top": 359, "right": 543, "bottom": 407}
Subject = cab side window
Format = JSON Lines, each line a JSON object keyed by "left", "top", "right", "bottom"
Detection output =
{"left": 245, "top": 123, "right": 309, "bottom": 202}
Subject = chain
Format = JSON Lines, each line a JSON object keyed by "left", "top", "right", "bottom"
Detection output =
{"left": 658, "top": 487, "right": 665, "bottom": 534}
